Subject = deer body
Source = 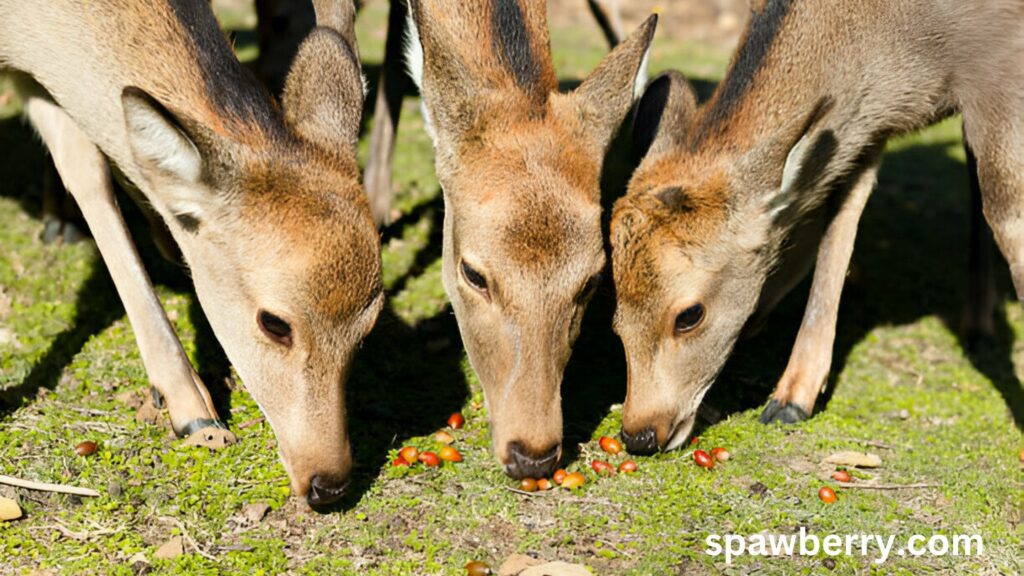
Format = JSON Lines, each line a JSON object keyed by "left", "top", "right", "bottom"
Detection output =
{"left": 0, "top": 0, "right": 381, "bottom": 507}
{"left": 611, "top": 0, "right": 1024, "bottom": 452}
{"left": 405, "top": 0, "right": 656, "bottom": 478}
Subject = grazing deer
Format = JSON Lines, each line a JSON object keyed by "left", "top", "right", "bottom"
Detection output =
{"left": 405, "top": 0, "right": 656, "bottom": 478}
{"left": 610, "top": 0, "right": 1024, "bottom": 453}
{"left": 0, "top": 0, "right": 382, "bottom": 507}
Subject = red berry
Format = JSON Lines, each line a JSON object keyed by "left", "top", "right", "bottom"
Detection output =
{"left": 618, "top": 460, "right": 638, "bottom": 473}
{"left": 598, "top": 436, "right": 623, "bottom": 455}
{"left": 74, "top": 441, "right": 98, "bottom": 457}
{"left": 439, "top": 446, "right": 462, "bottom": 463}
{"left": 465, "top": 561, "right": 491, "bottom": 576}
{"left": 552, "top": 469, "right": 568, "bottom": 485}
{"left": 519, "top": 478, "right": 537, "bottom": 492}
{"left": 710, "top": 447, "right": 730, "bottom": 462}
{"left": 561, "top": 472, "right": 585, "bottom": 490}
{"left": 418, "top": 451, "right": 440, "bottom": 467}
{"left": 391, "top": 457, "right": 409, "bottom": 467}
{"left": 819, "top": 486, "right": 837, "bottom": 503}
{"left": 536, "top": 478, "right": 552, "bottom": 491}
{"left": 691, "top": 436, "right": 700, "bottom": 445}
{"left": 591, "top": 460, "right": 615, "bottom": 475}
{"left": 831, "top": 470, "right": 852, "bottom": 482}
{"left": 694, "top": 450, "right": 714, "bottom": 469}
{"left": 447, "top": 412, "right": 465, "bottom": 429}
{"left": 399, "top": 446, "right": 419, "bottom": 465}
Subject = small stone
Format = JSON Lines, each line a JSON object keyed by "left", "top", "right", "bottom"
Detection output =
{"left": 242, "top": 502, "right": 270, "bottom": 524}
{"left": 498, "top": 553, "right": 543, "bottom": 575}
{"left": 824, "top": 451, "right": 882, "bottom": 468}
{"left": 153, "top": 536, "right": 184, "bottom": 560}
{"left": 0, "top": 497, "right": 23, "bottom": 521}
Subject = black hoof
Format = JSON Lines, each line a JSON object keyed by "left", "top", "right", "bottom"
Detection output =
{"left": 41, "top": 217, "right": 62, "bottom": 244}
{"left": 150, "top": 386, "right": 165, "bottom": 409}
{"left": 759, "top": 399, "right": 810, "bottom": 424}
{"left": 175, "top": 418, "right": 228, "bottom": 438}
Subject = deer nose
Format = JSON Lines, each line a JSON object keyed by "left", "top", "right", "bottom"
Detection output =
{"left": 306, "top": 474, "right": 348, "bottom": 509}
{"left": 505, "top": 441, "right": 560, "bottom": 479}
{"left": 621, "top": 426, "right": 661, "bottom": 455}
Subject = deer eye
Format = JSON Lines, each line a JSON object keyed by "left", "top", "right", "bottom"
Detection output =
{"left": 257, "top": 310, "right": 293, "bottom": 347}
{"left": 674, "top": 304, "right": 705, "bottom": 335}
{"left": 461, "top": 260, "right": 489, "bottom": 295}
{"left": 578, "top": 272, "right": 603, "bottom": 303}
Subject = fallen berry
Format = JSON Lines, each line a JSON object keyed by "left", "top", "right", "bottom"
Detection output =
{"left": 465, "top": 560, "right": 491, "bottom": 576}
{"left": 711, "top": 447, "right": 730, "bottom": 462}
{"left": 691, "top": 436, "right": 700, "bottom": 445}
{"left": 599, "top": 436, "right": 623, "bottom": 455}
{"left": 561, "top": 472, "right": 585, "bottom": 490}
{"left": 694, "top": 449, "right": 714, "bottom": 469}
{"left": 434, "top": 430, "right": 455, "bottom": 444}
{"left": 819, "top": 486, "right": 837, "bottom": 503}
{"left": 418, "top": 451, "right": 440, "bottom": 467}
{"left": 74, "top": 441, "right": 98, "bottom": 457}
{"left": 519, "top": 478, "right": 537, "bottom": 492}
{"left": 448, "top": 412, "right": 465, "bottom": 430}
{"left": 552, "top": 469, "right": 568, "bottom": 485}
{"left": 831, "top": 470, "right": 852, "bottom": 483}
{"left": 391, "top": 457, "right": 409, "bottom": 467}
{"left": 591, "top": 460, "right": 615, "bottom": 475}
{"left": 439, "top": 446, "right": 462, "bottom": 463}
{"left": 536, "top": 478, "right": 552, "bottom": 491}
{"left": 399, "top": 446, "right": 419, "bottom": 465}
{"left": 618, "top": 460, "right": 638, "bottom": 473}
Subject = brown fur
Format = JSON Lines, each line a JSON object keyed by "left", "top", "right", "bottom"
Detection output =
{"left": 0, "top": 0, "right": 380, "bottom": 506}
{"left": 611, "top": 0, "right": 1024, "bottom": 449}
{"left": 408, "top": 0, "right": 656, "bottom": 477}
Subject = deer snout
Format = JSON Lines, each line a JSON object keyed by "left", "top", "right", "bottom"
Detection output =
{"left": 503, "top": 441, "right": 561, "bottom": 479}
{"left": 621, "top": 410, "right": 685, "bottom": 455}
{"left": 306, "top": 474, "right": 349, "bottom": 509}
{"left": 620, "top": 426, "right": 660, "bottom": 455}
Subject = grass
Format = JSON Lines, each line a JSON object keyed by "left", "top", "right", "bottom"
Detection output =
{"left": 1, "top": 2, "right": 1022, "bottom": 574}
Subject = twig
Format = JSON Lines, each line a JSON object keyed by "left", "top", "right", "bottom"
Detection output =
{"left": 835, "top": 438, "right": 906, "bottom": 451}
{"left": 837, "top": 482, "right": 936, "bottom": 490}
{"left": 0, "top": 474, "right": 100, "bottom": 497}
{"left": 504, "top": 486, "right": 545, "bottom": 497}
{"left": 237, "top": 417, "right": 265, "bottom": 429}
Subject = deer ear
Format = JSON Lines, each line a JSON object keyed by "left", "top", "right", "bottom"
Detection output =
{"left": 283, "top": 26, "right": 364, "bottom": 153}
{"left": 571, "top": 14, "right": 658, "bottom": 155}
{"left": 122, "top": 88, "right": 208, "bottom": 220}
{"left": 633, "top": 70, "right": 698, "bottom": 159}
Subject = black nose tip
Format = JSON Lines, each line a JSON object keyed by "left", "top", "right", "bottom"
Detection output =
{"left": 505, "top": 441, "right": 560, "bottom": 479}
{"left": 621, "top": 426, "right": 660, "bottom": 455}
{"left": 306, "top": 475, "right": 348, "bottom": 509}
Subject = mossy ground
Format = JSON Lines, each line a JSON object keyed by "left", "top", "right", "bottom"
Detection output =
{"left": 1, "top": 2, "right": 1021, "bottom": 574}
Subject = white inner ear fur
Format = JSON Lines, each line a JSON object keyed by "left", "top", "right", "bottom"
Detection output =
{"left": 772, "top": 132, "right": 812, "bottom": 217}
{"left": 403, "top": 11, "right": 435, "bottom": 141}
{"left": 124, "top": 99, "right": 205, "bottom": 218}
{"left": 633, "top": 45, "right": 652, "bottom": 101}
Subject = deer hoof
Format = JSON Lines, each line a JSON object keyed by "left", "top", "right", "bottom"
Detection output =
{"left": 759, "top": 399, "right": 809, "bottom": 425}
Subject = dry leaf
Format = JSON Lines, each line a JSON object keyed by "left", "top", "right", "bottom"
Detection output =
{"left": 519, "top": 562, "right": 591, "bottom": 576}
{"left": 242, "top": 502, "right": 270, "bottom": 524}
{"left": 134, "top": 397, "right": 162, "bottom": 425}
{"left": 154, "top": 536, "right": 183, "bottom": 560}
{"left": 499, "top": 554, "right": 543, "bottom": 576}
{"left": 182, "top": 427, "right": 237, "bottom": 449}
{"left": 0, "top": 497, "right": 22, "bottom": 521}
{"left": 824, "top": 451, "right": 882, "bottom": 468}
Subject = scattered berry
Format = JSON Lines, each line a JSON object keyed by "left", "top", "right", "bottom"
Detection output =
{"left": 831, "top": 470, "right": 852, "bottom": 482}
{"left": 74, "top": 441, "right": 98, "bottom": 457}
{"left": 519, "top": 478, "right": 538, "bottom": 492}
{"left": 418, "top": 451, "right": 440, "bottom": 467}
{"left": 618, "top": 460, "right": 638, "bottom": 473}
{"left": 819, "top": 486, "right": 837, "bottom": 503}
{"left": 391, "top": 457, "right": 409, "bottom": 467}
{"left": 561, "top": 472, "right": 586, "bottom": 490}
{"left": 599, "top": 436, "right": 623, "bottom": 455}
{"left": 439, "top": 446, "right": 462, "bottom": 462}
{"left": 710, "top": 447, "right": 730, "bottom": 462}
{"left": 448, "top": 412, "right": 465, "bottom": 430}
{"left": 591, "top": 460, "right": 615, "bottom": 475}
{"left": 691, "top": 436, "right": 700, "bottom": 445}
{"left": 399, "top": 446, "right": 419, "bottom": 465}
{"left": 694, "top": 449, "right": 714, "bottom": 469}
{"left": 552, "top": 469, "right": 568, "bottom": 485}
{"left": 434, "top": 430, "right": 455, "bottom": 444}
{"left": 465, "top": 560, "right": 491, "bottom": 576}
{"left": 536, "top": 478, "right": 552, "bottom": 491}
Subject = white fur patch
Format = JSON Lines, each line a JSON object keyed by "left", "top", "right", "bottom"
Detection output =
{"left": 633, "top": 45, "right": 651, "bottom": 100}
{"left": 403, "top": 10, "right": 424, "bottom": 91}
{"left": 775, "top": 133, "right": 811, "bottom": 216}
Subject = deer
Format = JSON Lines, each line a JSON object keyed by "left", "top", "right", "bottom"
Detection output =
{"left": 404, "top": 0, "right": 656, "bottom": 479}
{"left": 609, "top": 0, "right": 1024, "bottom": 453}
{"left": 0, "top": 0, "right": 383, "bottom": 508}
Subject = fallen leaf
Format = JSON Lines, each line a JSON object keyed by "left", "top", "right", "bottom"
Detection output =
{"left": 499, "top": 554, "right": 543, "bottom": 576}
{"left": 0, "top": 497, "right": 22, "bottom": 521}
{"left": 115, "top": 390, "right": 144, "bottom": 409}
{"left": 519, "top": 562, "right": 591, "bottom": 576}
{"left": 154, "top": 536, "right": 183, "bottom": 560}
{"left": 242, "top": 502, "right": 270, "bottom": 524}
{"left": 182, "top": 427, "right": 237, "bottom": 449}
{"left": 824, "top": 451, "right": 882, "bottom": 468}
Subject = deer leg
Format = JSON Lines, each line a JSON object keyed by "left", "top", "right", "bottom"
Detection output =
{"left": 586, "top": 0, "right": 624, "bottom": 48}
{"left": 364, "top": 0, "right": 409, "bottom": 226}
{"left": 23, "top": 94, "right": 235, "bottom": 446}
{"left": 761, "top": 159, "right": 881, "bottom": 424}
{"left": 961, "top": 137, "right": 997, "bottom": 345}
